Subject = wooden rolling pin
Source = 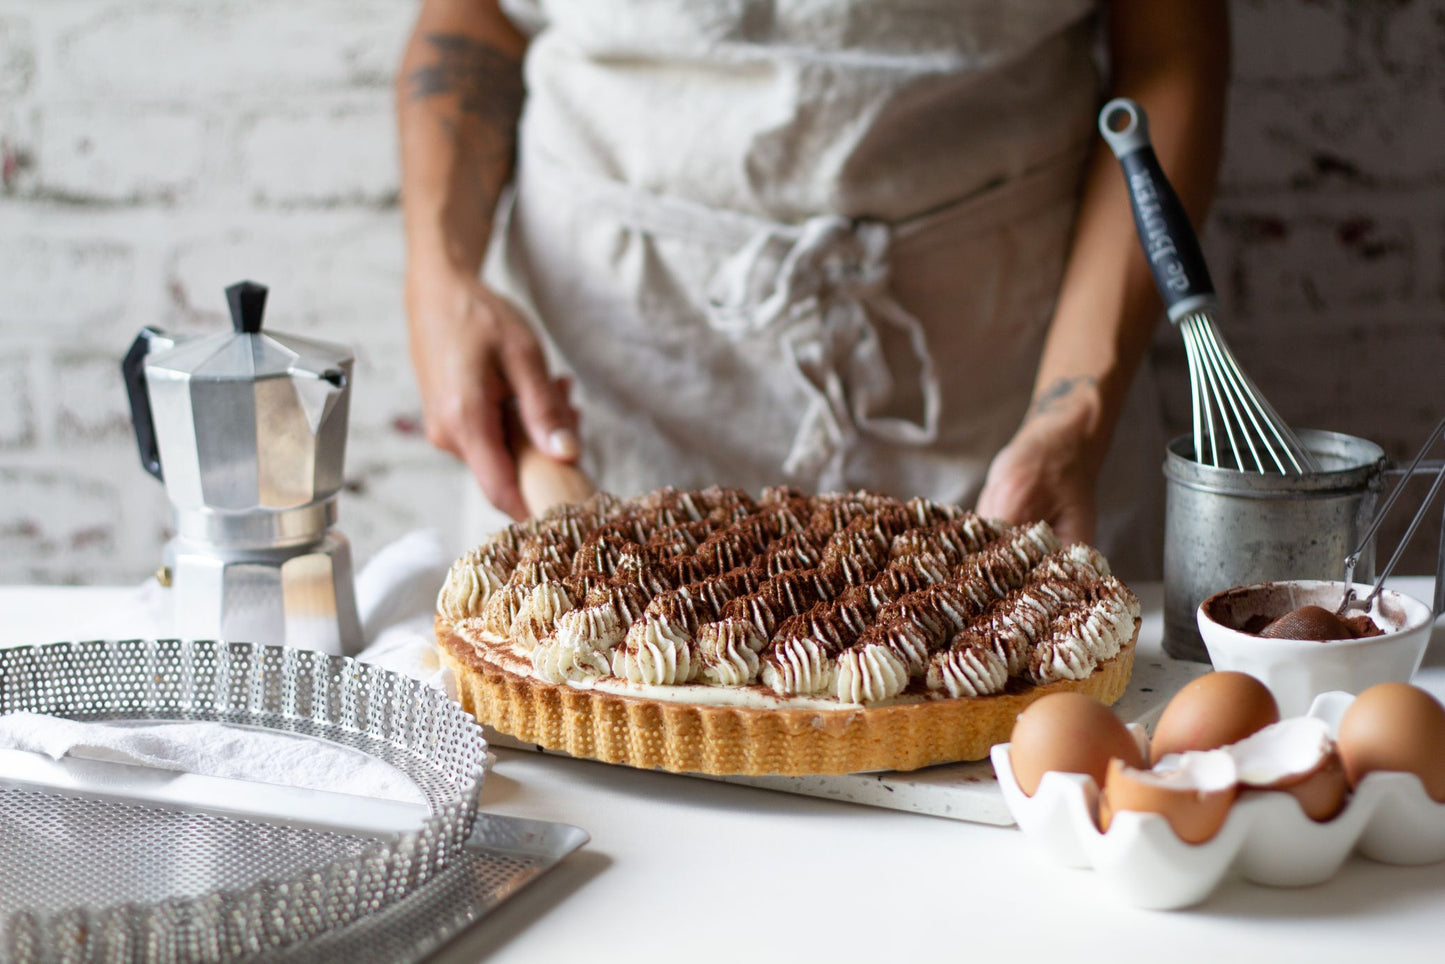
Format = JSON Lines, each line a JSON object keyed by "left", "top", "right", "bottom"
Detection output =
{"left": 514, "top": 430, "right": 596, "bottom": 518}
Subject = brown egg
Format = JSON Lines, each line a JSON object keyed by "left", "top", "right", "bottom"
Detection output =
{"left": 1100, "top": 753, "right": 1238, "bottom": 844}
{"left": 1336, "top": 682, "right": 1445, "bottom": 802}
{"left": 1150, "top": 671, "right": 1280, "bottom": 765}
{"left": 1007, "top": 691, "right": 1146, "bottom": 797}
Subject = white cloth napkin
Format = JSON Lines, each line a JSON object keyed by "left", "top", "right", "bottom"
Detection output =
{"left": 0, "top": 529, "right": 466, "bottom": 801}
{"left": 354, "top": 529, "right": 457, "bottom": 698}
{"left": 0, "top": 712, "right": 426, "bottom": 803}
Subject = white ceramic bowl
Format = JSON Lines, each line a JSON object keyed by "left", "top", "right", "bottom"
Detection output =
{"left": 1196, "top": 580, "right": 1433, "bottom": 716}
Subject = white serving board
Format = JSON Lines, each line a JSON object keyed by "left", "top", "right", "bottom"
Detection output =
{"left": 485, "top": 649, "right": 1210, "bottom": 826}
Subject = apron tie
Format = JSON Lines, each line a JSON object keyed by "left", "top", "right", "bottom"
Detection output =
{"left": 704, "top": 215, "right": 941, "bottom": 489}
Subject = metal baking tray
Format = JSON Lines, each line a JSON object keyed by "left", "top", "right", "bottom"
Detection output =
{"left": 0, "top": 778, "right": 587, "bottom": 964}
{"left": 269, "top": 812, "right": 589, "bottom": 963}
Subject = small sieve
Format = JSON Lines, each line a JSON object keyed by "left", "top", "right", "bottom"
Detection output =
{"left": 0, "top": 639, "right": 488, "bottom": 963}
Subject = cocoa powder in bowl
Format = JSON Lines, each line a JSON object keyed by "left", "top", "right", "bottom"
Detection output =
{"left": 1202, "top": 582, "right": 1397, "bottom": 642}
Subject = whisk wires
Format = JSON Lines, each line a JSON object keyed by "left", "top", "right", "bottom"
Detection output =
{"left": 1180, "top": 311, "right": 1318, "bottom": 474}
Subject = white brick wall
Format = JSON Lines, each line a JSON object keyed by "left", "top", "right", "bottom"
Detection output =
{"left": 0, "top": 16, "right": 34, "bottom": 97}
{"left": 2, "top": 0, "right": 1444, "bottom": 585}
{"left": 41, "top": 106, "right": 209, "bottom": 202}
{"left": 239, "top": 105, "right": 399, "bottom": 206}
{"left": 0, "top": 0, "right": 445, "bottom": 585}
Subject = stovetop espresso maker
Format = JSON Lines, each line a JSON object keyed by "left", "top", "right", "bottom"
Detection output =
{"left": 122, "top": 281, "right": 361, "bottom": 655}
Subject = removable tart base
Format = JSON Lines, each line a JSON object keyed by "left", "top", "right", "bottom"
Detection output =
{"left": 436, "top": 616, "right": 1139, "bottom": 776}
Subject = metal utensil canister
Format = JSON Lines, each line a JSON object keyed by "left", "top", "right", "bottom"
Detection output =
{"left": 1163, "top": 429, "right": 1388, "bottom": 661}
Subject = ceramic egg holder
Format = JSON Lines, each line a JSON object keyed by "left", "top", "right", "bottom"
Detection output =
{"left": 991, "top": 691, "right": 1445, "bottom": 910}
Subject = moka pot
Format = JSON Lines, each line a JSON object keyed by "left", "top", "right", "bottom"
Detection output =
{"left": 121, "top": 281, "right": 361, "bottom": 655}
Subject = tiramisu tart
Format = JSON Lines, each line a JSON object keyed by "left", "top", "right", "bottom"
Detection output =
{"left": 436, "top": 486, "right": 1140, "bottom": 776}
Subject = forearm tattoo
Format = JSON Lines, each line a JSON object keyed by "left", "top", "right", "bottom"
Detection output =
{"left": 408, "top": 33, "right": 525, "bottom": 134}
{"left": 1027, "top": 375, "right": 1097, "bottom": 419}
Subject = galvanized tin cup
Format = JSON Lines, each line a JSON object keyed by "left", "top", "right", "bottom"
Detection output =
{"left": 1162, "top": 429, "right": 1387, "bottom": 662}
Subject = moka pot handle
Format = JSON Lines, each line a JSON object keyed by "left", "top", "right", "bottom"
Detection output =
{"left": 121, "top": 327, "right": 170, "bottom": 482}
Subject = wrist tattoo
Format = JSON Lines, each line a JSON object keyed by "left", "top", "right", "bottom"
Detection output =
{"left": 408, "top": 33, "right": 525, "bottom": 132}
{"left": 1027, "top": 375, "right": 1097, "bottom": 419}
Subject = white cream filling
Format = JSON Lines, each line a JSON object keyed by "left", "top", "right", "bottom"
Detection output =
{"left": 1065, "top": 543, "right": 1110, "bottom": 577}
{"left": 958, "top": 576, "right": 998, "bottom": 610}
{"left": 760, "top": 637, "right": 837, "bottom": 697}
{"left": 436, "top": 558, "right": 508, "bottom": 623}
{"left": 926, "top": 646, "right": 1008, "bottom": 697}
{"left": 1069, "top": 608, "right": 1117, "bottom": 662}
{"left": 991, "top": 602, "right": 1050, "bottom": 644}
{"left": 455, "top": 627, "right": 1028, "bottom": 709}
{"left": 532, "top": 634, "right": 611, "bottom": 684}
{"left": 929, "top": 589, "right": 974, "bottom": 633}
{"left": 613, "top": 614, "right": 696, "bottom": 685}
{"left": 977, "top": 552, "right": 1028, "bottom": 598}
{"left": 980, "top": 612, "right": 1035, "bottom": 676}
{"left": 1010, "top": 520, "right": 1061, "bottom": 564}
{"left": 1102, "top": 576, "right": 1142, "bottom": 620}
{"left": 697, "top": 621, "right": 763, "bottom": 687}
{"left": 457, "top": 595, "right": 1135, "bottom": 706}
{"left": 835, "top": 643, "right": 908, "bottom": 704}
{"left": 1031, "top": 635, "right": 1097, "bottom": 683}
{"left": 555, "top": 605, "right": 625, "bottom": 653}
{"left": 456, "top": 592, "right": 1132, "bottom": 705}
{"left": 874, "top": 622, "right": 931, "bottom": 677}
{"left": 906, "top": 554, "right": 951, "bottom": 584}
{"left": 481, "top": 583, "right": 530, "bottom": 638}
{"left": 1091, "top": 606, "right": 1132, "bottom": 661}
{"left": 513, "top": 581, "right": 575, "bottom": 651}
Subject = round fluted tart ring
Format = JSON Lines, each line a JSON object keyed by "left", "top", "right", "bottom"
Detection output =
{"left": 437, "top": 618, "right": 1136, "bottom": 775}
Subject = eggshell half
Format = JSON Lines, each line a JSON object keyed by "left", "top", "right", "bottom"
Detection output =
{"left": 1100, "top": 751, "right": 1239, "bottom": 845}
{"left": 1226, "top": 717, "right": 1350, "bottom": 822}
{"left": 1278, "top": 754, "right": 1351, "bottom": 822}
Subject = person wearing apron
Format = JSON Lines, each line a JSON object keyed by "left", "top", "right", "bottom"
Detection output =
{"left": 397, "top": 0, "right": 1229, "bottom": 581}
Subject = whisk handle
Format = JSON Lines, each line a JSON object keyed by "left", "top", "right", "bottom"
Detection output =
{"left": 1098, "top": 98, "right": 1217, "bottom": 323}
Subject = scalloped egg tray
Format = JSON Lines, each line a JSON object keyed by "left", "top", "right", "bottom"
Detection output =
{"left": 991, "top": 691, "right": 1445, "bottom": 910}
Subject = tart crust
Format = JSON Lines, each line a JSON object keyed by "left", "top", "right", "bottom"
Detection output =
{"left": 437, "top": 615, "right": 1139, "bottom": 776}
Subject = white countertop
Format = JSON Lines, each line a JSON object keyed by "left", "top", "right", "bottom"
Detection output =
{"left": 4, "top": 579, "right": 1445, "bottom": 964}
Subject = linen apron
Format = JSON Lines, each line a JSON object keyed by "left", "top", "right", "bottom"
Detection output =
{"left": 468, "top": 0, "right": 1166, "bottom": 579}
